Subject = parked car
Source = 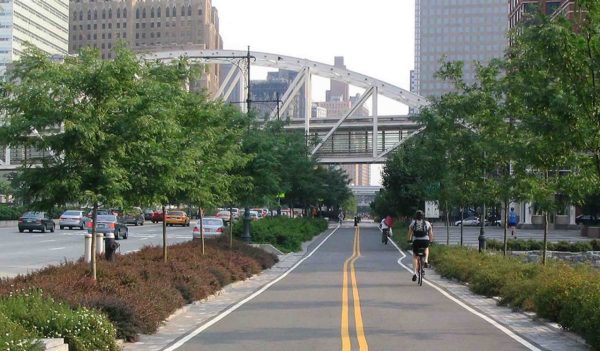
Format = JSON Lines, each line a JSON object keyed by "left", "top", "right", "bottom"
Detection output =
{"left": 86, "top": 214, "right": 128, "bottom": 240}
{"left": 575, "top": 214, "right": 599, "bottom": 226}
{"left": 454, "top": 216, "right": 480, "bottom": 226}
{"left": 215, "top": 210, "right": 231, "bottom": 223}
{"left": 192, "top": 217, "right": 225, "bottom": 239}
{"left": 249, "top": 210, "right": 259, "bottom": 221}
{"left": 58, "top": 210, "right": 88, "bottom": 230}
{"left": 18, "top": 212, "right": 55, "bottom": 233}
{"left": 165, "top": 210, "right": 190, "bottom": 227}
{"left": 121, "top": 207, "right": 145, "bottom": 226}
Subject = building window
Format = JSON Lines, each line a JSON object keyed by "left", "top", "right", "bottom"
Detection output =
{"left": 173, "top": 6, "right": 176, "bottom": 17}
{"left": 94, "top": 10, "right": 97, "bottom": 20}
{"left": 151, "top": 7, "right": 154, "bottom": 18}
{"left": 108, "top": 43, "right": 112, "bottom": 49}
{"left": 87, "top": 10, "right": 91, "bottom": 20}
{"left": 143, "top": 8, "right": 146, "bottom": 18}
{"left": 108, "top": 33, "right": 112, "bottom": 39}
{"left": 157, "top": 7, "right": 161, "bottom": 17}
{"left": 87, "top": 24, "right": 91, "bottom": 30}
{"left": 188, "top": 5, "right": 192, "bottom": 16}
{"left": 80, "top": 10, "right": 83, "bottom": 20}
{"left": 108, "top": 23, "right": 111, "bottom": 29}
{"left": 136, "top": 23, "right": 139, "bottom": 28}
{"left": 73, "top": 11, "right": 77, "bottom": 20}
{"left": 136, "top": 8, "right": 140, "bottom": 19}
{"left": 102, "top": 9, "right": 106, "bottom": 19}
{"left": 123, "top": 32, "right": 127, "bottom": 38}
{"left": 198, "top": 9, "right": 202, "bottom": 16}
{"left": 124, "top": 8, "right": 127, "bottom": 18}
{"left": 123, "top": 23, "right": 127, "bottom": 28}
{"left": 166, "top": 7, "right": 170, "bottom": 17}
{"left": 108, "top": 8, "right": 112, "bottom": 19}
{"left": 136, "top": 33, "right": 139, "bottom": 39}
{"left": 157, "top": 22, "right": 161, "bottom": 28}
{"left": 181, "top": 6, "right": 185, "bottom": 16}
{"left": 102, "top": 23, "right": 105, "bottom": 29}
{"left": 117, "top": 8, "right": 121, "bottom": 18}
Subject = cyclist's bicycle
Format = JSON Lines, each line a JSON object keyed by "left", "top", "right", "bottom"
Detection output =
{"left": 408, "top": 241, "right": 426, "bottom": 286}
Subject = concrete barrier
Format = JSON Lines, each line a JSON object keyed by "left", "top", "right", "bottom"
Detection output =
{"left": 40, "top": 338, "right": 68, "bottom": 351}
{"left": 0, "top": 220, "right": 18, "bottom": 228}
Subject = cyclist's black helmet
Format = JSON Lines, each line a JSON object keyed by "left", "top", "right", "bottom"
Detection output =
{"left": 415, "top": 210, "right": 424, "bottom": 220}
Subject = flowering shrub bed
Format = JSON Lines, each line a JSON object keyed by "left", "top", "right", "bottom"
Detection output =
{"left": 0, "top": 290, "right": 118, "bottom": 351}
{"left": 0, "top": 238, "right": 277, "bottom": 344}
{"left": 430, "top": 245, "right": 600, "bottom": 350}
{"left": 486, "top": 238, "right": 600, "bottom": 252}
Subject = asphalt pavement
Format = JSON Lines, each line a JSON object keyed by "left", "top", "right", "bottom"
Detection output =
{"left": 124, "top": 223, "right": 589, "bottom": 351}
{"left": 0, "top": 222, "right": 193, "bottom": 278}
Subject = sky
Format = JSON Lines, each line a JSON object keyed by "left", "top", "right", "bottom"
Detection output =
{"left": 211, "top": 0, "right": 417, "bottom": 184}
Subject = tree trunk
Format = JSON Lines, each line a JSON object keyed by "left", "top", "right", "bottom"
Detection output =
{"left": 542, "top": 211, "right": 548, "bottom": 265}
{"left": 445, "top": 201, "right": 450, "bottom": 245}
{"left": 90, "top": 202, "right": 98, "bottom": 280}
{"left": 162, "top": 204, "right": 167, "bottom": 263}
{"left": 199, "top": 207, "right": 205, "bottom": 255}
{"left": 503, "top": 199, "right": 509, "bottom": 257}
{"left": 460, "top": 206, "right": 464, "bottom": 246}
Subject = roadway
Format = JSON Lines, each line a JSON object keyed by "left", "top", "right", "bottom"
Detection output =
{"left": 0, "top": 222, "right": 193, "bottom": 278}
{"left": 167, "top": 225, "right": 535, "bottom": 351}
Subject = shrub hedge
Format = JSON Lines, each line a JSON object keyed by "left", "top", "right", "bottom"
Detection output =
{"left": 0, "top": 311, "right": 43, "bottom": 351}
{"left": 0, "top": 238, "right": 278, "bottom": 343}
{"left": 0, "top": 290, "right": 118, "bottom": 351}
{"left": 233, "top": 217, "right": 328, "bottom": 252}
{"left": 430, "top": 245, "right": 600, "bottom": 350}
{"left": 0, "top": 205, "right": 24, "bottom": 221}
{"left": 487, "top": 238, "right": 600, "bottom": 252}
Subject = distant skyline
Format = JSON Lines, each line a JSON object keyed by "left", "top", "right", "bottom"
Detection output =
{"left": 211, "top": 0, "right": 416, "bottom": 184}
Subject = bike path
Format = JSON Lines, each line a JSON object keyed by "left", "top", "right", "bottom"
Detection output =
{"left": 158, "top": 224, "right": 539, "bottom": 351}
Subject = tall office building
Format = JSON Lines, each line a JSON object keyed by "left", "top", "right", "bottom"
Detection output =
{"left": 0, "top": 0, "right": 69, "bottom": 78}
{"left": 250, "top": 69, "right": 305, "bottom": 120}
{"left": 413, "top": 0, "right": 508, "bottom": 100}
{"left": 69, "top": 0, "right": 222, "bottom": 95}
{"left": 509, "top": 0, "right": 576, "bottom": 28}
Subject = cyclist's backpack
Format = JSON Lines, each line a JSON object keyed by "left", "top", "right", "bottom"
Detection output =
{"left": 412, "top": 220, "right": 428, "bottom": 238}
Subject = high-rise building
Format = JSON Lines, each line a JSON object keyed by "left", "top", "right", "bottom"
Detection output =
{"left": 414, "top": 0, "right": 508, "bottom": 100}
{"left": 250, "top": 69, "right": 304, "bottom": 120}
{"left": 69, "top": 0, "right": 222, "bottom": 95}
{"left": 509, "top": 1, "right": 576, "bottom": 29}
{"left": 0, "top": 0, "right": 69, "bottom": 78}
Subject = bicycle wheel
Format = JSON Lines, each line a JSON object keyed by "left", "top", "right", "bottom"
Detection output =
{"left": 418, "top": 256, "right": 424, "bottom": 286}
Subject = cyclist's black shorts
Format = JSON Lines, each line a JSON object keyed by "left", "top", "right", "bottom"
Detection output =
{"left": 412, "top": 240, "right": 430, "bottom": 255}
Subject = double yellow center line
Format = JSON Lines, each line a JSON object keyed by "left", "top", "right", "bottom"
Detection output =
{"left": 341, "top": 226, "right": 369, "bottom": 350}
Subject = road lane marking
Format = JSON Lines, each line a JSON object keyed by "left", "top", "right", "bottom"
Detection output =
{"left": 341, "top": 226, "right": 369, "bottom": 351}
{"left": 389, "top": 240, "right": 542, "bottom": 351}
{"left": 49, "top": 247, "right": 66, "bottom": 251}
{"left": 162, "top": 225, "right": 342, "bottom": 351}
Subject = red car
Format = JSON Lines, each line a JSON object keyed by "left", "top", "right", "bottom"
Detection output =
{"left": 151, "top": 210, "right": 164, "bottom": 223}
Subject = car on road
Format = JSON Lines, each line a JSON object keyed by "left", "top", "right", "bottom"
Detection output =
{"left": 86, "top": 214, "right": 128, "bottom": 240}
{"left": 121, "top": 207, "right": 145, "bottom": 226}
{"left": 215, "top": 210, "right": 231, "bottom": 223}
{"left": 143, "top": 208, "right": 155, "bottom": 221}
{"left": 454, "top": 216, "right": 480, "bottom": 226}
{"left": 151, "top": 210, "right": 164, "bottom": 223}
{"left": 165, "top": 210, "right": 190, "bottom": 227}
{"left": 575, "top": 214, "right": 599, "bottom": 226}
{"left": 18, "top": 212, "right": 56, "bottom": 233}
{"left": 192, "top": 217, "right": 225, "bottom": 239}
{"left": 59, "top": 210, "right": 88, "bottom": 230}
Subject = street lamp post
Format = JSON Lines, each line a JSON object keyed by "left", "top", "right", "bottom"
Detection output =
{"left": 193, "top": 47, "right": 255, "bottom": 242}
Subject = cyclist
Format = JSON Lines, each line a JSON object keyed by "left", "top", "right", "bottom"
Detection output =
{"left": 379, "top": 215, "right": 393, "bottom": 243}
{"left": 407, "top": 210, "right": 433, "bottom": 282}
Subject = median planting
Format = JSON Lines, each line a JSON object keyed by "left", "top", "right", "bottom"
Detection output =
{"left": 430, "top": 245, "right": 600, "bottom": 350}
{"left": 0, "top": 238, "right": 278, "bottom": 345}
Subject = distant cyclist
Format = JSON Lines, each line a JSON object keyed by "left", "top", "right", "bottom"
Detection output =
{"left": 407, "top": 210, "right": 433, "bottom": 282}
{"left": 508, "top": 207, "right": 519, "bottom": 238}
{"left": 379, "top": 215, "right": 393, "bottom": 243}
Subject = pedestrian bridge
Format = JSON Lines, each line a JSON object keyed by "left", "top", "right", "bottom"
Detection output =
{"left": 0, "top": 49, "right": 429, "bottom": 171}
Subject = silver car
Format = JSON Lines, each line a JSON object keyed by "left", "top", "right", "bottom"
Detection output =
{"left": 87, "top": 214, "right": 129, "bottom": 240}
{"left": 192, "top": 217, "right": 225, "bottom": 239}
{"left": 59, "top": 210, "right": 87, "bottom": 230}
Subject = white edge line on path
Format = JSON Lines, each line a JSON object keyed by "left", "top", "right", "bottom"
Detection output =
{"left": 48, "top": 247, "right": 66, "bottom": 251}
{"left": 389, "top": 240, "right": 542, "bottom": 351}
{"left": 162, "top": 225, "right": 342, "bottom": 351}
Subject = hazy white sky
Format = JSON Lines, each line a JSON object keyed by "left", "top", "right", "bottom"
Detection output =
{"left": 211, "top": 0, "right": 416, "bottom": 184}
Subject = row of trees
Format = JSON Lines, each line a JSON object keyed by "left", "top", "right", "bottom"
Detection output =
{"left": 372, "top": 2, "right": 600, "bottom": 263}
{"left": 0, "top": 46, "right": 352, "bottom": 278}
